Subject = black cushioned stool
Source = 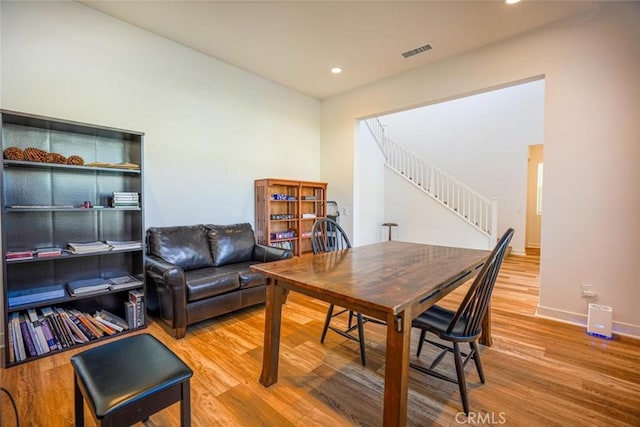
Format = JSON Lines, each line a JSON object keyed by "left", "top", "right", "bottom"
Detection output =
{"left": 70, "top": 333, "right": 193, "bottom": 427}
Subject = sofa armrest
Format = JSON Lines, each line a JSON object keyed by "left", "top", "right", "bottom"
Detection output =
{"left": 252, "top": 244, "right": 293, "bottom": 262}
{"left": 145, "top": 254, "right": 188, "bottom": 338}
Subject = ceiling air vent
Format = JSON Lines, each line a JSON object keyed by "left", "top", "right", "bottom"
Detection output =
{"left": 401, "top": 43, "right": 432, "bottom": 59}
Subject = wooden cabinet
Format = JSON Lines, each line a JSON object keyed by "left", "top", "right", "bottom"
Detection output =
{"left": 1, "top": 110, "right": 145, "bottom": 367}
{"left": 255, "top": 179, "right": 327, "bottom": 256}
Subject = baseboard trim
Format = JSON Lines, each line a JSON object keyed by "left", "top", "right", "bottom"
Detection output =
{"left": 526, "top": 243, "right": 541, "bottom": 248}
{"left": 510, "top": 247, "right": 527, "bottom": 256}
{"left": 536, "top": 305, "right": 640, "bottom": 338}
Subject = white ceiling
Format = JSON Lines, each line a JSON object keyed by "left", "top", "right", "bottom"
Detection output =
{"left": 80, "top": 0, "right": 604, "bottom": 100}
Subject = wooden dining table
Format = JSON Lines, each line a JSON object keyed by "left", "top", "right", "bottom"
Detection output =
{"left": 250, "top": 240, "right": 490, "bottom": 426}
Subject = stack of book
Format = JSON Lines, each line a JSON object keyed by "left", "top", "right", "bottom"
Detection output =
{"left": 111, "top": 192, "right": 139, "bottom": 208}
{"left": 108, "top": 275, "right": 143, "bottom": 291}
{"left": 106, "top": 240, "right": 142, "bottom": 251}
{"left": 68, "top": 241, "right": 111, "bottom": 254}
{"left": 67, "top": 278, "right": 111, "bottom": 297}
{"left": 8, "top": 284, "right": 66, "bottom": 308}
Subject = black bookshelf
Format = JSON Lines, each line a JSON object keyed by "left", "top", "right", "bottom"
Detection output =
{"left": 1, "top": 110, "right": 146, "bottom": 367}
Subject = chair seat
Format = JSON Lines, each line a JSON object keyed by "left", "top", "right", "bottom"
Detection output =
{"left": 412, "top": 305, "right": 475, "bottom": 340}
{"left": 71, "top": 333, "right": 193, "bottom": 417}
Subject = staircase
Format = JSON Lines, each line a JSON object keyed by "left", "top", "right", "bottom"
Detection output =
{"left": 365, "top": 117, "right": 498, "bottom": 242}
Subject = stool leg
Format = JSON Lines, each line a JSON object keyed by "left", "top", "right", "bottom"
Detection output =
{"left": 74, "top": 375, "right": 84, "bottom": 427}
{"left": 180, "top": 380, "right": 191, "bottom": 427}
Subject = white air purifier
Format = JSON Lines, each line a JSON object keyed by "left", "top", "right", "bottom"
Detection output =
{"left": 587, "top": 303, "right": 613, "bottom": 339}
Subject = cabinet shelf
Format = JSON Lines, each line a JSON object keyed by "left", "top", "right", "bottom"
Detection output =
{"left": 1, "top": 109, "right": 146, "bottom": 368}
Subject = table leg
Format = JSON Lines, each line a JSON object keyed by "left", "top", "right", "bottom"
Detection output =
{"left": 479, "top": 300, "right": 493, "bottom": 346}
{"left": 260, "top": 278, "right": 287, "bottom": 386}
{"left": 383, "top": 311, "right": 412, "bottom": 426}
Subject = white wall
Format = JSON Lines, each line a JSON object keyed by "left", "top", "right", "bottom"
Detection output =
{"left": 385, "top": 169, "right": 492, "bottom": 250}
{"left": 377, "top": 80, "right": 545, "bottom": 254}
{"left": 1, "top": 1, "right": 320, "bottom": 228}
{"left": 354, "top": 121, "right": 386, "bottom": 245}
{"left": 321, "top": 3, "right": 640, "bottom": 336}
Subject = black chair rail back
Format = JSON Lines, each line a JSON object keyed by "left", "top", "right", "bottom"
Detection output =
{"left": 311, "top": 218, "right": 352, "bottom": 253}
{"left": 449, "top": 228, "right": 514, "bottom": 338}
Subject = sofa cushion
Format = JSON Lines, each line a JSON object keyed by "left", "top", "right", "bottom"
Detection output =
{"left": 184, "top": 267, "right": 240, "bottom": 302}
{"left": 218, "top": 261, "right": 266, "bottom": 289}
{"left": 147, "top": 225, "right": 214, "bottom": 271}
{"left": 205, "top": 223, "right": 256, "bottom": 267}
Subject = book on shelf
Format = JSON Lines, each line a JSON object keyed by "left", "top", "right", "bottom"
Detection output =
{"left": 27, "top": 307, "right": 50, "bottom": 355}
{"left": 34, "top": 247, "right": 63, "bottom": 258}
{"left": 6, "top": 250, "right": 34, "bottom": 260}
{"left": 19, "top": 315, "right": 38, "bottom": 357}
{"left": 111, "top": 192, "right": 140, "bottom": 208}
{"left": 67, "top": 241, "right": 111, "bottom": 254}
{"left": 129, "top": 289, "right": 145, "bottom": 327}
{"left": 108, "top": 275, "right": 143, "bottom": 290}
{"left": 8, "top": 284, "right": 66, "bottom": 307}
{"left": 7, "top": 318, "right": 15, "bottom": 364}
{"left": 124, "top": 301, "right": 135, "bottom": 329}
{"left": 11, "top": 312, "right": 26, "bottom": 362}
{"left": 270, "top": 241, "right": 294, "bottom": 251}
{"left": 106, "top": 240, "right": 142, "bottom": 251}
{"left": 39, "top": 315, "right": 61, "bottom": 351}
{"left": 25, "top": 317, "right": 44, "bottom": 356}
{"left": 87, "top": 313, "right": 117, "bottom": 335}
{"left": 40, "top": 307, "right": 69, "bottom": 349}
{"left": 55, "top": 308, "right": 89, "bottom": 344}
{"left": 95, "top": 309, "right": 129, "bottom": 332}
{"left": 67, "top": 277, "right": 111, "bottom": 296}
{"left": 66, "top": 310, "right": 99, "bottom": 341}
{"left": 75, "top": 310, "right": 105, "bottom": 338}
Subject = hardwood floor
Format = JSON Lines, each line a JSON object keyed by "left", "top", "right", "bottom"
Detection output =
{"left": 1, "top": 251, "right": 639, "bottom": 426}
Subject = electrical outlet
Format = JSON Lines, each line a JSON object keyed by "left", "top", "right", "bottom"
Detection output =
{"left": 581, "top": 284, "right": 595, "bottom": 298}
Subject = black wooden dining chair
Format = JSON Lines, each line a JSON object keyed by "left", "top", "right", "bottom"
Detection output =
{"left": 311, "top": 218, "right": 369, "bottom": 366}
{"left": 410, "top": 228, "right": 514, "bottom": 414}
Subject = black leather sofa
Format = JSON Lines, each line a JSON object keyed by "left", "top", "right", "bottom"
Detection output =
{"left": 145, "top": 223, "right": 292, "bottom": 338}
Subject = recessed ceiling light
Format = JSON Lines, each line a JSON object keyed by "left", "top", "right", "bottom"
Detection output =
{"left": 505, "top": 0, "right": 521, "bottom": 4}
{"left": 331, "top": 67, "right": 342, "bottom": 74}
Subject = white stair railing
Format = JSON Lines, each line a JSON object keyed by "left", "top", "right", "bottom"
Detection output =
{"left": 365, "top": 117, "right": 497, "bottom": 240}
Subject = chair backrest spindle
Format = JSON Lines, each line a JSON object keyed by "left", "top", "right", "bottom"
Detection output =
{"left": 311, "top": 218, "right": 352, "bottom": 254}
{"left": 448, "top": 228, "right": 514, "bottom": 337}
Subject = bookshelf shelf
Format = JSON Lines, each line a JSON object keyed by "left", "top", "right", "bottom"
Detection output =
{"left": 255, "top": 178, "right": 327, "bottom": 256}
{"left": 3, "top": 159, "right": 141, "bottom": 174}
{"left": 5, "top": 248, "right": 143, "bottom": 264}
{"left": 5, "top": 207, "right": 142, "bottom": 212}
{"left": 1, "top": 109, "right": 146, "bottom": 367}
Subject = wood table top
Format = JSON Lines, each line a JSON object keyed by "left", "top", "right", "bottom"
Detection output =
{"left": 251, "top": 241, "right": 489, "bottom": 317}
